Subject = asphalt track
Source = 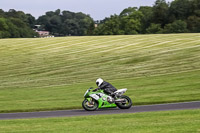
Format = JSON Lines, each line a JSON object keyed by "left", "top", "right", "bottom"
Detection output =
{"left": 0, "top": 101, "right": 200, "bottom": 120}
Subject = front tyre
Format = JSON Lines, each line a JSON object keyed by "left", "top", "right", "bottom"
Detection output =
{"left": 82, "top": 99, "right": 98, "bottom": 111}
{"left": 116, "top": 95, "right": 132, "bottom": 109}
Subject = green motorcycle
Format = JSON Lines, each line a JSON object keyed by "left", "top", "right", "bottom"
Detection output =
{"left": 82, "top": 87, "right": 132, "bottom": 111}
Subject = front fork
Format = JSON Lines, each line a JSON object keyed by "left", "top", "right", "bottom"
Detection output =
{"left": 87, "top": 98, "right": 93, "bottom": 104}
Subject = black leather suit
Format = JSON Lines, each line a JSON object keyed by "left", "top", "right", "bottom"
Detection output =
{"left": 98, "top": 81, "right": 117, "bottom": 95}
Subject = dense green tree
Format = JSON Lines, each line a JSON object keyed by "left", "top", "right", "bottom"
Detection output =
{"left": 169, "top": 0, "right": 192, "bottom": 21}
{"left": 0, "top": 9, "right": 38, "bottom": 38}
{"left": 120, "top": 7, "right": 137, "bottom": 16}
{"left": 139, "top": 6, "right": 154, "bottom": 33}
{"left": 146, "top": 23, "right": 163, "bottom": 34}
{"left": 0, "top": 9, "right": 5, "bottom": 17}
{"left": 62, "top": 11, "right": 74, "bottom": 20}
{"left": 163, "top": 20, "right": 188, "bottom": 33}
{"left": 152, "top": 0, "right": 169, "bottom": 27}
{"left": 187, "top": 15, "right": 200, "bottom": 32}
{"left": 26, "top": 14, "right": 36, "bottom": 28}
{"left": 0, "top": 18, "right": 10, "bottom": 38}
{"left": 94, "top": 15, "right": 123, "bottom": 35}
{"left": 6, "top": 9, "right": 28, "bottom": 23}
{"left": 0, "top": 16, "right": 37, "bottom": 38}
{"left": 0, "top": 18, "right": 8, "bottom": 31}
{"left": 9, "top": 18, "right": 37, "bottom": 38}
{"left": 121, "top": 11, "right": 144, "bottom": 34}
{"left": 37, "top": 9, "right": 94, "bottom": 36}
{"left": 189, "top": 0, "right": 200, "bottom": 16}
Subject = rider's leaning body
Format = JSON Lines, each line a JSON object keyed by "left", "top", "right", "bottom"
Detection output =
{"left": 94, "top": 78, "right": 117, "bottom": 97}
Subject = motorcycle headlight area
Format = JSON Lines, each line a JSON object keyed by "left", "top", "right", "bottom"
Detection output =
{"left": 84, "top": 90, "right": 89, "bottom": 97}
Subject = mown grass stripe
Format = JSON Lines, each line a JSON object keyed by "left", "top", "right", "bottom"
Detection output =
{"left": 0, "top": 60, "right": 199, "bottom": 88}
{"left": 0, "top": 42, "right": 198, "bottom": 79}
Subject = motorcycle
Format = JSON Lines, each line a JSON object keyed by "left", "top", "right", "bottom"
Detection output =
{"left": 82, "top": 87, "right": 132, "bottom": 111}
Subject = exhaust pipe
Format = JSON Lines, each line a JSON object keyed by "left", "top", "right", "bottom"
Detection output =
{"left": 115, "top": 99, "right": 126, "bottom": 103}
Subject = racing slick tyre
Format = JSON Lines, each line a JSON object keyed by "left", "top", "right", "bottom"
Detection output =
{"left": 82, "top": 99, "right": 99, "bottom": 111}
{"left": 116, "top": 95, "right": 132, "bottom": 109}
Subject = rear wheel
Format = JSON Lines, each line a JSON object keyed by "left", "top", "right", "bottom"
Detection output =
{"left": 82, "top": 99, "right": 98, "bottom": 111}
{"left": 116, "top": 95, "right": 132, "bottom": 109}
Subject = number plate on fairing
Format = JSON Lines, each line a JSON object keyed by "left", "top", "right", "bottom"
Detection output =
{"left": 89, "top": 94, "right": 99, "bottom": 100}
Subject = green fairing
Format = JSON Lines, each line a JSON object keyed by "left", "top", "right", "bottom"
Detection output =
{"left": 83, "top": 87, "right": 132, "bottom": 111}
{"left": 84, "top": 89, "right": 117, "bottom": 108}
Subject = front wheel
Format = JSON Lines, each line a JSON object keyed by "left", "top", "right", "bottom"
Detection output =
{"left": 82, "top": 99, "right": 99, "bottom": 111}
{"left": 116, "top": 95, "right": 132, "bottom": 109}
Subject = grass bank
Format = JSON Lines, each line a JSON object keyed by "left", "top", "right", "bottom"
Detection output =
{"left": 0, "top": 70, "right": 199, "bottom": 113}
{"left": 0, "top": 33, "right": 200, "bottom": 112}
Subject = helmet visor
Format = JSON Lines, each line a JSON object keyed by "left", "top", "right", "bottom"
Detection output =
{"left": 96, "top": 81, "right": 99, "bottom": 86}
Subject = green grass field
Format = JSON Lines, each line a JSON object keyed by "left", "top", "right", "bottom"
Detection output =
{"left": 0, "top": 33, "right": 200, "bottom": 112}
{"left": 0, "top": 109, "right": 200, "bottom": 133}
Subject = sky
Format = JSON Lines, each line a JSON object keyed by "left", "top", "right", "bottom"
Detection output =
{"left": 1, "top": 0, "right": 174, "bottom": 20}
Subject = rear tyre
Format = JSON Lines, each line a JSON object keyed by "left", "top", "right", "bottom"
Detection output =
{"left": 82, "top": 99, "right": 98, "bottom": 111}
{"left": 116, "top": 95, "right": 132, "bottom": 109}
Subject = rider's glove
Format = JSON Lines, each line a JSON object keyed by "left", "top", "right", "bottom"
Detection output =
{"left": 110, "top": 92, "right": 115, "bottom": 97}
{"left": 92, "top": 88, "right": 99, "bottom": 92}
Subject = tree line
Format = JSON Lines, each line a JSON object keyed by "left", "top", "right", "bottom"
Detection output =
{"left": 0, "top": 0, "right": 200, "bottom": 38}
{"left": 0, "top": 9, "right": 38, "bottom": 38}
{"left": 94, "top": 0, "right": 200, "bottom": 35}
{"left": 36, "top": 9, "right": 94, "bottom": 36}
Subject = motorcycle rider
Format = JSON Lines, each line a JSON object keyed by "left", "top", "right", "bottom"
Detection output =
{"left": 93, "top": 78, "right": 117, "bottom": 97}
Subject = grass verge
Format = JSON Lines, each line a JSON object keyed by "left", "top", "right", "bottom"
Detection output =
{"left": 0, "top": 109, "right": 200, "bottom": 133}
{"left": 0, "top": 70, "right": 200, "bottom": 113}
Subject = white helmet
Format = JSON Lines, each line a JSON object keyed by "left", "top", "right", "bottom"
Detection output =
{"left": 96, "top": 78, "right": 104, "bottom": 87}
